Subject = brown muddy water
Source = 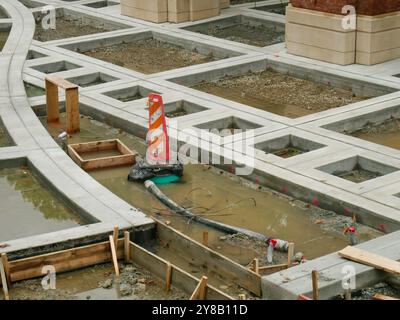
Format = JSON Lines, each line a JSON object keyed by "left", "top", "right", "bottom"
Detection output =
{"left": 83, "top": 38, "right": 218, "bottom": 74}
{"left": 24, "top": 82, "right": 45, "bottom": 97}
{"left": 41, "top": 114, "right": 382, "bottom": 263}
{"left": 0, "top": 167, "right": 86, "bottom": 242}
{"left": 0, "top": 31, "right": 9, "bottom": 51}
{"left": 0, "top": 122, "right": 11, "bottom": 147}
{"left": 193, "top": 70, "right": 368, "bottom": 118}
{"left": 0, "top": 262, "right": 188, "bottom": 300}
{"left": 348, "top": 118, "right": 400, "bottom": 150}
{"left": 34, "top": 16, "right": 121, "bottom": 42}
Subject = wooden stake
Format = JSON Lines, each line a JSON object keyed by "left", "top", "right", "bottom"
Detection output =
{"left": 45, "top": 79, "right": 59, "bottom": 123}
{"left": 113, "top": 226, "right": 119, "bottom": 253}
{"left": 124, "top": 231, "right": 130, "bottom": 263}
{"left": 65, "top": 87, "right": 80, "bottom": 134}
{"left": 251, "top": 258, "right": 259, "bottom": 275}
{"left": 1, "top": 253, "right": 11, "bottom": 289}
{"left": 109, "top": 235, "right": 119, "bottom": 277}
{"left": 202, "top": 231, "right": 208, "bottom": 247}
{"left": 311, "top": 270, "right": 319, "bottom": 300}
{"left": 287, "top": 242, "right": 294, "bottom": 267}
{"left": 190, "top": 276, "right": 208, "bottom": 300}
{"left": 0, "top": 260, "right": 10, "bottom": 300}
{"left": 238, "top": 294, "right": 247, "bottom": 300}
{"left": 166, "top": 262, "right": 172, "bottom": 292}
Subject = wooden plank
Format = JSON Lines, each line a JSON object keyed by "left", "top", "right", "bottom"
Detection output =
{"left": 109, "top": 235, "right": 120, "bottom": 277}
{"left": 190, "top": 276, "right": 208, "bottom": 300}
{"left": 113, "top": 226, "right": 119, "bottom": 253}
{"left": 155, "top": 220, "right": 261, "bottom": 296}
{"left": 202, "top": 231, "right": 208, "bottom": 247}
{"left": 251, "top": 258, "right": 259, "bottom": 275}
{"left": 65, "top": 87, "right": 80, "bottom": 134}
{"left": 287, "top": 242, "right": 294, "bottom": 267}
{"left": 9, "top": 240, "right": 124, "bottom": 282}
{"left": 1, "top": 254, "right": 11, "bottom": 288}
{"left": 339, "top": 246, "right": 400, "bottom": 276}
{"left": 312, "top": 270, "right": 319, "bottom": 300}
{"left": 124, "top": 231, "right": 130, "bottom": 263}
{"left": 0, "top": 260, "right": 10, "bottom": 300}
{"left": 166, "top": 262, "right": 172, "bottom": 292}
{"left": 258, "top": 263, "right": 288, "bottom": 275}
{"left": 373, "top": 293, "right": 399, "bottom": 301}
{"left": 45, "top": 80, "right": 59, "bottom": 123}
{"left": 129, "top": 241, "right": 233, "bottom": 300}
{"left": 45, "top": 76, "right": 78, "bottom": 90}
{"left": 82, "top": 154, "right": 135, "bottom": 171}
{"left": 70, "top": 140, "right": 118, "bottom": 153}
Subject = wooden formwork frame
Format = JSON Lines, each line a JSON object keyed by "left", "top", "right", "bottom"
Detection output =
{"left": 0, "top": 228, "right": 233, "bottom": 300}
{"left": 67, "top": 139, "right": 136, "bottom": 171}
{"left": 45, "top": 76, "right": 80, "bottom": 134}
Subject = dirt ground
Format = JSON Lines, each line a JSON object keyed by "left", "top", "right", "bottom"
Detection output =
{"left": 201, "top": 23, "right": 284, "bottom": 47}
{"left": 193, "top": 70, "right": 368, "bottom": 118}
{"left": 336, "top": 168, "right": 381, "bottom": 183}
{"left": 83, "top": 38, "right": 217, "bottom": 74}
{"left": 2, "top": 262, "right": 188, "bottom": 300}
{"left": 347, "top": 118, "right": 400, "bottom": 150}
{"left": 34, "top": 16, "right": 120, "bottom": 42}
{"left": 0, "top": 31, "right": 8, "bottom": 51}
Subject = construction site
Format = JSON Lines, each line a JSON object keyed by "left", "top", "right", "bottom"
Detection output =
{"left": 0, "top": 0, "right": 400, "bottom": 303}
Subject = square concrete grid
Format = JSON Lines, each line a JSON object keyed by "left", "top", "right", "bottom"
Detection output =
{"left": 2, "top": 0, "right": 400, "bottom": 299}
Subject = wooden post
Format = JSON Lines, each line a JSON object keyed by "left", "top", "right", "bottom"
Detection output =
{"left": 190, "top": 276, "right": 208, "bottom": 300}
{"left": 311, "top": 270, "right": 319, "bottom": 300}
{"left": 113, "top": 226, "right": 119, "bottom": 253}
{"left": 45, "top": 79, "right": 59, "bottom": 123}
{"left": 124, "top": 231, "right": 130, "bottom": 263}
{"left": 202, "top": 231, "right": 208, "bottom": 247}
{"left": 287, "top": 242, "right": 294, "bottom": 267}
{"left": 251, "top": 258, "right": 259, "bottom": 275}
{"left": 65, "top": 87, "right": 80, "bottom": 134}
{"left": 166, "top": 262, "right": 172, "bottom": 292}
{"left": 238, "top": 294, "right": 247, "bottom": 300}
{"left": 1, "top": 254, "right": 11, "bottom": 289}
{"left": 0, "top": 260, "right": 10, "bottom": 300}
{"left": 109, "top": 235, "right": 120, "bottom": 277}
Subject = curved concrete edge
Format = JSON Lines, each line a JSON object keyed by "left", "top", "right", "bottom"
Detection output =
{"left": 0, "top": 0, "right": 154, "bottom": 256}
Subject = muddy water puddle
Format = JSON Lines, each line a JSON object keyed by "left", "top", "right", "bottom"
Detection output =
{"left": 83, "top": 38, "right": 218, "bottom": 74}
{"left": 348, "top": 118, "right": 400, "bottom": 150}
{"left": 193, "top": 70, "right": 368, "bottom": 118}
{"left": 42, "top": 114, "right": 381, "bottom": 262}
{"left": 24, "top": 82, "right": 45, "bottom": 97}
{"left": 34, "top": 16, "right": 121, "bottom": 42}
{"left": 0, "top": 31, "right": 9, "bottom": 51}
{"left": 198, "top": 23, "right": 284, "bottom": 47}
{"left": 0, "top": 167, "right": 86, "bottom": 242}
{"left": 0, "top": 122, "right": 11, "bottom": 147}
{"left": 1, "top": 263, "right": 187, "bottom": 300}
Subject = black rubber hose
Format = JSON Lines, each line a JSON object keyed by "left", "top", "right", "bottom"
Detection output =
{"left": 144, "top": 180, "right": 269, "bottom": 242}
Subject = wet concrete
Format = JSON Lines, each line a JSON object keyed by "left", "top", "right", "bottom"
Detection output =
{"left": 33, "top": 16, "right": 121, "bottom": 42}
{"left": 1, "top": 262, "right": 188, "bottom": 300}
{"left": 0, "top": 31, "right": 9, "bottom": 51}
{"left": 0, "top": 167, "right": 86, "bottom": 243}
{"left": 195, "top": 22, "right": 284, "bottom": 47}
{"left": 349, "top": 118, "right": 400, "bottom": 150}
{"left": 24, "top": 82, "right": 45, "bottom": 97}
{"left": 193, "top": 70, "right": 368, "bottom": 118}
{"left": 41, "top": 114, "right": 381, "bottom": 262}
{"left": 83, "top": 38, "right": 218, "bottom": 74}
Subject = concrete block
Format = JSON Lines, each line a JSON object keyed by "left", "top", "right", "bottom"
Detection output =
{"left": 286, "top": 5, "right": 356, "bottom": 65}
{"left": 168, "top": 0, "right": 190, "bottom": 23}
